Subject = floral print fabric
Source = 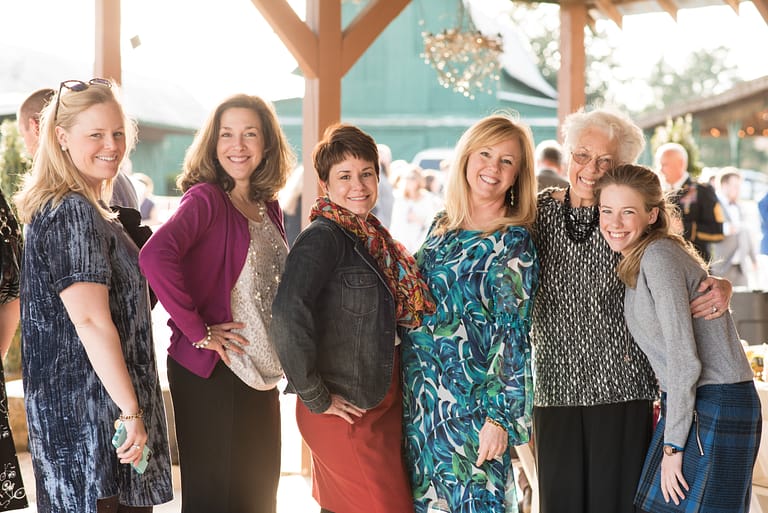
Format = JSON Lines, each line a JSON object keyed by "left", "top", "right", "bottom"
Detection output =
{"left": 402, "top": 222, "right": 539, "bottom": 513}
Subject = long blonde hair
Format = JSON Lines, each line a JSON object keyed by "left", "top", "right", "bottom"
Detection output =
{"left": 595, "top": 164, "right": 705, "bottom": 288}
{"left": 14, "top": 80, "right": 136, "bottom": 223}
{"left": 435, "top": 113, "right": 537, "bottom": 235}
{"left": 177, "top": 94, "right": 295, "bottom": 201}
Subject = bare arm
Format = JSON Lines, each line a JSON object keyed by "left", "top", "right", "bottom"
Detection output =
{"left": 0, "top": 299, "right": 20, "bottom": 360}
{"left": 59, "top": 282, "right": 147, "bottom": 465}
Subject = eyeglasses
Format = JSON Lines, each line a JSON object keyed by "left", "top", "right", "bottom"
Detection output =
{"left": 53, "top": 78, "right": 112, "bottom": 121}
{"left": 571, "top": 148, "right": 614, "bottom": 172}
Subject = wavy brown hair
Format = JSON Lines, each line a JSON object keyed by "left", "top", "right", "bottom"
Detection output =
{"left": 177, "top": 94, "right": 295, "bottom": 201}
{"left": 595, "top": 163, "right": 705, "bottom": 288}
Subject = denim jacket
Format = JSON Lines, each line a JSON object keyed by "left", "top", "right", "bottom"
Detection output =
{"left": 271, "top": 216, "right": 397, "bottom": 414}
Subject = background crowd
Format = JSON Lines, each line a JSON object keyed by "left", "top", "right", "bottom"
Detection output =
{"left": 0, "top": 79, "right": 763, "bottom": 513}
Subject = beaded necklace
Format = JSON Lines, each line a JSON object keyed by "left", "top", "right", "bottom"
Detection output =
{"left": 561, "top": 187, "right": 599, "bottom": 243}
{"left": 248, "top": 202, "right": 284, "bottom": 317}
{"left": 228, "top": 195, "right": 285, "bottom": 316}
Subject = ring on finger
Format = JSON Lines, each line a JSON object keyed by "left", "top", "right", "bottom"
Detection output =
{"left": 712, "top": 305, "right": 718, "bottom": 314}
{"left": 223, "top": 341, "right": 229, "bottom": 350}
{"left": 131, "top": 444, "right": 141, "bottom": 450}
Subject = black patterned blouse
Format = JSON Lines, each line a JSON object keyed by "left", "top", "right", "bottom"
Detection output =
{"left": 531, "top": 190, "right": 657, "bottom": 407}
{"left": 0, "top": 189, "right": 26, "bottom": 511}
{"left": 0, "top": 191, "right": 21, "bottom": 305}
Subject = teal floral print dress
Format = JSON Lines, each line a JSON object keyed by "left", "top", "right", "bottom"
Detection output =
{"left": 402, "top": 220, "right": 539, "bottom": 513}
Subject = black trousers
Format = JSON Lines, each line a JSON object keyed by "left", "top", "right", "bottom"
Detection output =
{"left": 168, "top": 357, "right": 281, "bottom": 513}
{"left": 533, "top": 400, "right": 653, "bottom": 513}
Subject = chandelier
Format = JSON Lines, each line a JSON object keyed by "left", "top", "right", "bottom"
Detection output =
{"left": 421, "top": 1, "right": 503, "bottom": 100}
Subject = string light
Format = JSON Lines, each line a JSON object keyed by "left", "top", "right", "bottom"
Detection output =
{"left": 421, "top": 2, "right": 503, "bottom": 100}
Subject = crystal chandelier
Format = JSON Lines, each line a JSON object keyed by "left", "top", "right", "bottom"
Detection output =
{"left": 421, "top": 1, "right": 503, "bottom": 100}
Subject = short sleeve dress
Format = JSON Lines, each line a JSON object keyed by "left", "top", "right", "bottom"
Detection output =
{"left": 401, "top": 221, "right": 539, "bottom": 513}
{"left": 20, "top": 194, "right": 173, "bottom": 513}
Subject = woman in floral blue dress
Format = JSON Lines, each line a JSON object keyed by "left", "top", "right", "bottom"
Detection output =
{"left": 402, "top": 114, "right": 539, "bottom": 513}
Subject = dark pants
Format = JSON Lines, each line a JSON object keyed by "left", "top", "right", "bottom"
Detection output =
{"left": 96, "top": 496, "right": 151, "bottom": 512}
{"left": 168, "top": 357, "right": 281, "bottom": 513}
{"left": 534, "top": 400, "right": 653, "bottom": 513}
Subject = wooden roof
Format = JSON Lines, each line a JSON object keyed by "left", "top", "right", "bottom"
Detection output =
{"left": 528, "top": 0, "right": 767, "bottom": 28}
{"left": 636, "top": 75, "right": 768, "bottom": 136}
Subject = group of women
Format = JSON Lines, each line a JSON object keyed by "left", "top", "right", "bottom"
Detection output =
{"left": 0, "top": 75, "right": 759, "bottom": 513}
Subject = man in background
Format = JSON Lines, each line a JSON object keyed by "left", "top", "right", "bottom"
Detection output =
{"left": 655, "top": 142, "right": 724, "bottom": 261}
{"left": 17, "top": 88, "right": 55, "bottom": 157}
{"left": 534, "top": 139, "right": 568, "bottom": 191}
{"left": 711, "top": 168, "right": 756, "bottom": 287}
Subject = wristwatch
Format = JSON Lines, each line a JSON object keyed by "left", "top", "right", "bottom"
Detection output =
{"left": 663, "top": 445, "right": 682, "bottom": 456}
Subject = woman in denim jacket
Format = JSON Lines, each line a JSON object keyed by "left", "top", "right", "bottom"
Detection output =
{"left": 271, "top": 124, "right": 434, "bottom": 513}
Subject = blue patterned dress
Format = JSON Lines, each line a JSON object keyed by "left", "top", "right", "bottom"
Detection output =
{"left": 402, "top": 221, "right": 539, "bottom": 513}
{"left": 20, "top": 194, "right": 173, "bottom": 512}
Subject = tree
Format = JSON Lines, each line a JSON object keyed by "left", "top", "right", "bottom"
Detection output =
{"left": 508, "top": 4, "right": 632, "bottom": 108}
{"left": 643, "top": 46, "right": 741, "bottom": 113}
{"left": 0, "top": 120, "right": 30, "bottom": 199}
{"left": 650, "top": 114, "right": 703, "bottom": 178}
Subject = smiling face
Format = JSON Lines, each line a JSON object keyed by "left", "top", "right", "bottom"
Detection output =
{"left": 56, "top": 101, "right": 126, "bottom": 192}
{"left": 216, "top": 107, "right": 265, "bottom": 189}
{"left": 321, "top": 155, "right": 378, "bottom": 218}
{"left": 465, "top": 138, "right": 521, "bottom": 206}
{"left": 599, "top": 184, "right": 659, "bottom": 255}
{"left": 567, "top": 128, "right": 616, "bottom": 207}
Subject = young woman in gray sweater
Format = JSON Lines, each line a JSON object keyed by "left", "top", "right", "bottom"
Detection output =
{"left": 596, "top": 164, "right": 760, "bottom": 513}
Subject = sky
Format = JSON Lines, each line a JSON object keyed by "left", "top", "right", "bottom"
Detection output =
{"left": 1, "top": 0, "right": 767, "bottom": 111}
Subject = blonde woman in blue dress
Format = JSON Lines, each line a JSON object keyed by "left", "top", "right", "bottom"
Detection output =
{"left": 401, "top": 114, "right": 539, "bottom": 513}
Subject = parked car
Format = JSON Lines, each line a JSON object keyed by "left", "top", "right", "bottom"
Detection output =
{"left": 411, "top": 147, "right": 454, "bottom": 172}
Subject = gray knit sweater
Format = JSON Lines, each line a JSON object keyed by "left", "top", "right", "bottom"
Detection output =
{"left": 624, "top": 238, "right": 753, "bottom": 447}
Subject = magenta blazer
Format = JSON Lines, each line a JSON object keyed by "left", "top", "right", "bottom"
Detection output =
{"left": 139, "top": 182, "right": 286, "bottom": 378}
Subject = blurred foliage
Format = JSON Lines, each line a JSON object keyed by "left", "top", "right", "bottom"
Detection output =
{"left": 642, "top": 46, "right": 741, "bottom": 114}
{"left": 650, "top": 114, "right": 703, "bottom": 178}
{"left": 0, "top": 120, "right": 31, "bottom": 198}
{"left": 0, "top": 120, "right": 29, "bottom": 378}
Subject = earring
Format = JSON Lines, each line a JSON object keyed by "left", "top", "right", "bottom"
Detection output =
{"left": 61, "top": 145, "right": 67, "bottom": 152}
{"left": 508, "top": 189, "right": 515, "bottom": 207}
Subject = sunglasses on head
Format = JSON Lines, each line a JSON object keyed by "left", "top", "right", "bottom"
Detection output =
{"left": 53, "top": 78, "right": 112, "bottom": 121}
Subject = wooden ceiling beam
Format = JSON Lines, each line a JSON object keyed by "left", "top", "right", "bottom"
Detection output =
{"left": 721, "top": 0, "right": 739, "bottom": 14}
{"left": 752, "top": 0, "right": 768, "bottom": 24}
{"left": 593, "top": 0, "right": 623, "bottom": 27}
{"left": 250, "top": 0, "right": 319, "bottom": 78}
{"left": 341, "top": 0, "right": 410, "bottom": 76}
{"left": 655, "top": 0, "right": 679, "bottom": 20}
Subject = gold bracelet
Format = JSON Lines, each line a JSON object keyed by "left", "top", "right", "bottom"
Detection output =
{"left": 485, "top": 416, "right": 507, "bottom": 432}
{"left": 119, "top": 409, "right": 144, "bottom": 422}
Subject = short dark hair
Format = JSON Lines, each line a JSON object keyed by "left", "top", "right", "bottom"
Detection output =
{"left": 312, "top": 124, "right": 379, "bottom": 183}
{"left": 539, "top": 144, "right": 562, "bottom": 166}
{"left": 18, "top": 88, "right": 55, "bottom": 129}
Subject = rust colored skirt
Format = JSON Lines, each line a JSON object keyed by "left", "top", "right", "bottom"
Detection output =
{"left": 296, "top": 351, "right": 414, "bottom": 513}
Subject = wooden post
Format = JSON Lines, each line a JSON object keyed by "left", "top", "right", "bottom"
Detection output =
{"left": 94, "top": 0, "right": 122, "bottom": 84}
{"left": 557, "top": 2, "right": 587, "bottom": 136}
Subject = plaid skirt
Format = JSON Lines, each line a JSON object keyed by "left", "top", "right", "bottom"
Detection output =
{"left": 634, "top": 382, "right": 761, "bottom": 513}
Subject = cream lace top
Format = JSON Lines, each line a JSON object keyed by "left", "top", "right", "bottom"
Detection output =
{"left": 227, "top": 217, "right": 287, "bottom": 389}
